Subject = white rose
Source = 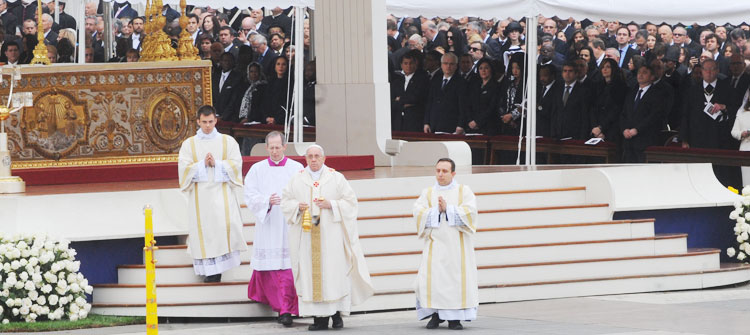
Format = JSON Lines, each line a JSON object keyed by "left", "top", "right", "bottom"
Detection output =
{"left": 83, "top": 303, "right": 91, "bottom": 312}
{"left": 22, "top": 298, "right": 32, "bottom": 307}
{"left": 11, "top": 249, "right": 20, "bottom": 259}
{"left": 739, "top": 234, "right": 746, "bottom": 243}
{"left": 44, "top": 241, "right": 54, "bottom": 250}
{"left": 10, "top": 260, "right": 20, "bottom": 270}
{"left": 728, "top": 247, "right": 737, "bottom": 257}
{"left": 6, "top": 276, "right": 17, "bottom": 286}
{"left": 44, "top": 272, "right": 57, "bottom": 283}
{"left": 28, "top": 312, "right": 37, "bottom": 321}
{"left": 19, "top": 271, "right": 28, "bottom": 281}
{"left": 745, "top": 212, "right": 750, "bottom": 221}
{"left": 739, "top": 252, "right": 748, "bottom": 261}
{"left": 18, "top": 258, "right": 27, "bottom": 266}
{"left": 75, "top": 297, "right": 86, "bottom": 307}
{"left": 28, "top": 257, "right": 38, "bottom": 267}
{"left": 2, "top": 263, "right": 9, "bottom": 272}
{"left": 24, "top": 280, "right": 35, "bottom": 291}
{"left": 31, "top": 273, "right": 42, "bottom": 284}
{"left": 27, "top": 290, "right": 38, "bottom": 300}
{"left": 70, "top": 283, "right": 81, "bottom": 293}
{"left": 68, "top": 249, "right": 77, "bottom": 258}
{"left": 730, "top": 210, "right": 740, "bottom": 219}
{"left": 743, "top": 243, "right": 750, "bottom": 253}
{"left": 69, "top": 313, "right": 79, "bottom": 321}
{"left": 59, "top": 296, "right": 68, "bottom": 306}
{"left": 738, "top": 217, "right": 747, "bottom": 224}
{"left": 57, "top": 272, "right": 65, "bottom": 280}
{"left": 78, "top": 310, "right": 88, "bottom": 319}
{"left": 69, "top": 304, "right": 80, "bottom": 314}
{"left": 743, "top": 197, "right": 750, "bottom": 206}
{"left": 19, "top": 305, "right": 29, "bottom": 315}
{"left": 743, "top": 232, "right": 750, "bottom": 241}
{"left": 734, "top": 200, "right": 743, "bottom": 209}
{"left": 13, "top": 280, "right": 24, "bottom": 290}
{"left": 66, "top": 273, "right": 77, "bottom": 284}
{"left": 20, "top": 249, "right": 30, "bottom": 258}
{"left": 55, "top": 285, "right": 67, "bottom": 295}
{"left": 2, "top": 319, "right": 7, "bottom": 324}
{"left": 48, "top": 294, "right": 58, "bottom": 306}
{"left": 50, "top": 263, "right": 61, "bottom": 273}
{"left": 84, "top": 285, "right": 93, "bottom": 294}
{"left": 16, "top": 241, "right": 28, "bottom": 249}
{"left": 36, "top": 295, "right": 46, "bottom": 306}
{"left": 12, "top": 308, "right": 18, "bottom": 316}
{"left": 743, "top": 186, "right": 750, "bottom": 195}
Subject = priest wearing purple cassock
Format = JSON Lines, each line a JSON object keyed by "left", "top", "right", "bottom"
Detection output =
{"left": 244, "top": 131, "right": 304, "bottom": 327}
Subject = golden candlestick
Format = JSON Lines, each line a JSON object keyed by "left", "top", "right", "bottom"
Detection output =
{"left": 176, "top": 0, "right": 199, "bottom": 60}
{"left": 140, "top": 0, "right": 177, "bottom": 62}
{"left": 29, "top": 0, "right": 50, "bottom": 65}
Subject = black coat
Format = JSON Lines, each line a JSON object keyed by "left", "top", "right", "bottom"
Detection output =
{"left": 303, "top": 80, "right": 316, "bottom": 126}
{"left": 464, "top": 78, "right": 499, "bottom": 135}
{"left": 591, "top": 77, "right": 627, "bottom": 141}
{"left": 424, "top": 74, "right": 467, "bottom": 133}
{"left": 256, "top": 48, "right": 278, "bottom": 78}
{"left": 618, "top": 46, "right": 638, "bottom": 69}
{"left": 390, "top": 70, "right": 429, "bottom": 132}
{"left": 680, "top": 79, "right": 736, "bottom": 149}
{"left": 424, "top": 31, "right": 448, "bottom": 53}
{"left": 0, "top": 11, "right": 17, "bottom": 38}
{"left": 263, "top": 75, "right": 293, "bottom": 125}
{"left": 550, "top": 81, "right": 590, "bottom": 140}
{"left": 58, "top": 12, "right": 76, "bottom": 31}
{"left": 241, "top": 82, "right": 267, "bottom": 123}
{"left": 498, "top": 77, "right": 524, "bottom": 135}
{"left": 212, "top": 69, "right": 247, "bottom": 122}
{"left": 537, "top": 81, "right": 561, "bottom": 137}
{"left": 260, "top": 14, "right": 292, "bottom": 36}
{"left": 620, "top": 85, "right": 664, "bottom": 152}
{"left": 728, "top": 73, "right": 750, "bottom": 111}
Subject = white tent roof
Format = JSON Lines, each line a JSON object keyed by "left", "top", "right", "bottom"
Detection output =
{"left": 150, "top": 0, "right": 750, "bottom": 25}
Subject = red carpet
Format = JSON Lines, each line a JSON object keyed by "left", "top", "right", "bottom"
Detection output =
{"left": 14, "top": 155, "right": 375, "bottom": 186}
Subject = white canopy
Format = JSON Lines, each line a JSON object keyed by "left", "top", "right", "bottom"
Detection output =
{"left": 145, "top": 0, "right": 750, "bottom": 25}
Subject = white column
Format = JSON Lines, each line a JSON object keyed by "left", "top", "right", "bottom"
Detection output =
{"left": 313, "top": 0, "right": 392, "bottom": 165}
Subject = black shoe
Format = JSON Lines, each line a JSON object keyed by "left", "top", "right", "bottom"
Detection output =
{"left": 203, "top": 274, "right": 221, "bottom": 283}
{"left": 279, "top": 313, "right": 293, "bottom": 327}
{"left": 331, "top": 312, "right": 343, "bottom": 329}
{"left": 426, "top": 313, "right": 442, "bottom": 329}
{"left": 448, "top": 320, "right": 463, "bottom": 330}
{"left": 308, "top": 317, "right": 329, "bottom": 331}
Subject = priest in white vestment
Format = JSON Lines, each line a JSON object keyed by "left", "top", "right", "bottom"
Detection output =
{"left": 413, "top": 158, "right": 478, "bottom": 330}
{"left": 244, "top": 131, "right": 303, "bottom": 326}
{"left": 281, "top": 145, "right": 374, "bottom": 331}
{"left": 178, "top": 106, "right": 248, "bottom": 283}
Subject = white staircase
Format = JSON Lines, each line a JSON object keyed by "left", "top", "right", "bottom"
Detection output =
{"left": 91, "top": 172, "right": 750, "bottom": 317}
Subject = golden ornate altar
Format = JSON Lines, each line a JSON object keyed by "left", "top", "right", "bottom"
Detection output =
{"left": 2, "top": 61, "right": 212, "bottom": 169}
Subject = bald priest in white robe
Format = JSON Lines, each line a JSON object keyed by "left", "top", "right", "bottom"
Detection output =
{"left": 178, "top": 105, "right": 247, "bottom": 283}
{"left": 413, "top": 158, "right": 478, "bottom": 330}
{"left": 281, "top": 145, "right": 374, "bottom": 331}
{"left": 244, "top": 131, "right": 303, "bottom": 326}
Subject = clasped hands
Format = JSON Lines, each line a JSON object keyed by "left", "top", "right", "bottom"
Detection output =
{"left": 204, "top": 153, "right": 215, "bottom": 167}
{"left": 438, "top": 196, "right": 447, "bottom": 213}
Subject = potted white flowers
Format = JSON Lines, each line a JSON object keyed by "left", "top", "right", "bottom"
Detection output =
{"left": 0, "top": 232, "right": 93, "bottom": 323}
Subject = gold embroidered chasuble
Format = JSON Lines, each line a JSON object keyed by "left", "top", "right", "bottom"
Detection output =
{"left": 281, "top": 167, "right": 373, "bottom": 316}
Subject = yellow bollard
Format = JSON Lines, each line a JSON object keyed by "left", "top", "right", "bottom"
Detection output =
{"left": 143, "top": 205, "right": 159, "bottom": 334}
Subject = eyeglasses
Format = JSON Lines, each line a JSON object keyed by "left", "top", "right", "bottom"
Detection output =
{"left": 673, "top": 33, "right": 684, "bottom": 36}
{"left": 470, "top": 47, "right": 482, "bottom": 52}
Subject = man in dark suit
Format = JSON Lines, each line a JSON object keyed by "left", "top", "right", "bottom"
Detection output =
{"left": 213, "top": 53, "right": 247, "bottom": 122}
{"left": 727, "top": 54, "right": 750, "bottom": 109}
{"left": 12, "top": 0, "right": 35, "bottom": 32}
{"left": 0, "top": 0, "right": 18, "bottom": 37}
{"left": 391, "top": 51, "right": 429, "bottom": 132}
{"left": 550, "top": 61, "right": 590, "bottom": 140}
{"left": 259, "top": 6, "right": 292, "bottom": 36}
{"left": 615, "top": 26, "right": 637, "bottom": 69}
{"left": 250, "top": 34, "right": 277, "bottom": 77}
{"left": 113, "top": 1, "right": 137, "bottom": 20}
{"left": 421, "top": 21, "right": 447, "bottom": 53}
{"left": 161, "top": 4, "right": 180, "bottom": 23}
{"left": 542, "top": 19, "right": 567, "bottom": 55}
{"left": 537, "top": 64, "right": 560, "bottom": 138}
{"left": 681, "top": 59, "right": 736, "bottom": 149}
{"left": 41, "top": 14, "right": 57, "bottom": 47}
{"left": 424, "top": 52, "right": 466, "bottom": 134}
{"left": 52, "top": 1, "right": 76, "bottom": 31}
{"left": 620, "top": 64, "right": 664, "bottom": 162}
{"left": 217, "top": 26, "right": 239, "bottom": 60}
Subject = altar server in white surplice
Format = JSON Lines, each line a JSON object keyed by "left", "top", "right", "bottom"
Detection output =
{"left": 178, "top": 105, "right": 247, "bottom": 283}
{"left": 413, "top": 158, "right": 478, "bottom": 330}
{"left": 244, "top": 131, "right": 303, "bottom": 327}
{"left": 281, "top": 145, "right": 374, "bottom": 331}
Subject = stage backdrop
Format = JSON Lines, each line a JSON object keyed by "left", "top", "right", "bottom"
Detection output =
{"left": 2, "top": 61, "right": 212, "bottom": 169}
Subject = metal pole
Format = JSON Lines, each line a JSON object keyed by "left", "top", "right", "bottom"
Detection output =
{"left": 308, "top": 8, "right": 315, "bottom": 62}
{"left": 102, "top": 0, "right": 113, "bottom": 62}
{"left": 77, "top": 2, "right": 85, "bottom": 63}
{"left": 525, "top": 16, "right": 539, "bottom": 166}
{"left": 294, "top": 7, "right": 304, "bottom": 143}
{"left": 54, "top": 0, "right": 59, "bottom": 23}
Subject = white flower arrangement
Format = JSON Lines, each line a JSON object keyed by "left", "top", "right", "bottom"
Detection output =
{"left": 0, "top": 232, "right": 92, "bottom": 323}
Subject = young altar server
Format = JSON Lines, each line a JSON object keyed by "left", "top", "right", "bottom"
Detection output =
{"left": 178, "top": 105, "right": 247, "bottom": 283}
{"left": 244, "top": 131, "right": 303, "bottom": 326}
{"left": 281, "top": 144, "right": 374, "bottom": 331}
{"left": 413, "top": 158, "right": 479, "bottom": 330}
